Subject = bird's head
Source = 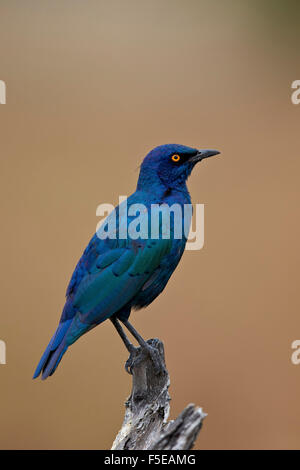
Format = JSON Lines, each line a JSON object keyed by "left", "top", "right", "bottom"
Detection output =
{"left": 137, "top": 143, "right": 220, "bottom": 191}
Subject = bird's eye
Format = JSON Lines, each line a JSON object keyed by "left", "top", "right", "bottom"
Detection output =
{"left": 171, "top": 154, "right": 181, "bottom": 162}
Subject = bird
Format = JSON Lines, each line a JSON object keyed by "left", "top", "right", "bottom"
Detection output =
{"left": 33, "top": 144, "right": 220, "bottom": 380}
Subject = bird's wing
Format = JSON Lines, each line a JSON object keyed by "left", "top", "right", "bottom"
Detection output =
{"left": 65, "top": 233, "right": 105, "bottom": 298}
{"left": 63, "top": 230, "right": 172, "bottom": 327}
{"left": 74, "top": 236, "right": 172, "bottom": 322}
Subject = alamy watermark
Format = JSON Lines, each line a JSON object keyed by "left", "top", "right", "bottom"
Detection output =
{"left": 291, "top": 340, "right": 300, "bottom": 365}
{"left": 291, "top": 80, "right": 300, "bottom": 105}
{"left": 0, "top": 80, "right": 6, "bottom": 104}
{"left": 0, "top": 340, "right": 6, "bottom": 365}
{"left": 96, "top": 196, "right": 205, "bottom": 250}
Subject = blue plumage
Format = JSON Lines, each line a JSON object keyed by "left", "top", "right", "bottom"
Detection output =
{"left": 33, "top": 144, "right": 220, "bottom": 379}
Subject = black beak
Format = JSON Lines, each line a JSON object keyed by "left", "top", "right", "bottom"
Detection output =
{"left": 190, "top": 149, "right": 220, "bottom": 163}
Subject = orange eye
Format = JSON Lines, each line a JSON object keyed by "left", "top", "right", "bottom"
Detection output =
{"left": 171, "top": 154, "right": 180, "bottom": 162}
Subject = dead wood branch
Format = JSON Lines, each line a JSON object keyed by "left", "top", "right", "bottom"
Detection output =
{"left": 111, "top": 338, "right": 206, "bottom": 450}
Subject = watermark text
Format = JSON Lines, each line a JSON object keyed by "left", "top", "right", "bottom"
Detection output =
{"left": 0, "top": 80, "right": 6, "bottom": 104}
{"left": 96, "top": 196, "right": 204, "bottom": 250}
{"left": 291, "top": 340, "right": 300, "bottom": 365}
{"left": 0, "top": 340, "right": 6, "bottom": 364}
{"left": 291, "top": 80, "right": 300, "bottom": 105}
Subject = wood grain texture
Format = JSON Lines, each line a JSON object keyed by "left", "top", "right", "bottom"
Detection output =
{"left": 112, "top": 338, "right": 206, "bottom": 450}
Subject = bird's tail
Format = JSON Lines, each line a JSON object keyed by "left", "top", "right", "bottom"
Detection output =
{"left": 33, "top": 319, "right": 72, "bottom": 380}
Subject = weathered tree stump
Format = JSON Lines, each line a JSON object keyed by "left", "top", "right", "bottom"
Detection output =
{"left": 112, "top": 338, "right": 206, "bottom": 450}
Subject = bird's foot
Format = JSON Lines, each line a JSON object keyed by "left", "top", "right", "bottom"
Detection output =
{"left": 125, "top": 347, "right": 139, "bottom": 375}
{"left": 125, "top": 341, "right": 166, "bottom": 376}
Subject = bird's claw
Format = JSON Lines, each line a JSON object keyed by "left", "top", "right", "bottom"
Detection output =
{"left": 125, "top": 357, "right": 133, "bottom": 375}
{"left": 125, "top": 344, "right": 166, "bottom": 376}
{"left": 125, "top": 348, "right": 138, "bottom": 375}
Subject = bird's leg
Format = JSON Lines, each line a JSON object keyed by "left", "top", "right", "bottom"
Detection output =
{"left": 110, "top": 317, "right": 138, "bottom": 374}
{"left": 110, "top": 316, "right": 135, "bottom": 353}
{"left": 120, "top": 319, "right": 166, "bottom": 375}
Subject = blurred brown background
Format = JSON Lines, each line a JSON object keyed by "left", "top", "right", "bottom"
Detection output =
{"left": 0, "top": 0, "right": 300, "bottom": 450}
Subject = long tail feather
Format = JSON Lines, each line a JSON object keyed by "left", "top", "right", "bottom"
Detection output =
{"left": 33, "top": 320, "right": 72, "bottom": 379}
{"left": 41, "top": 341, "right": 68, "bottom": 380}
